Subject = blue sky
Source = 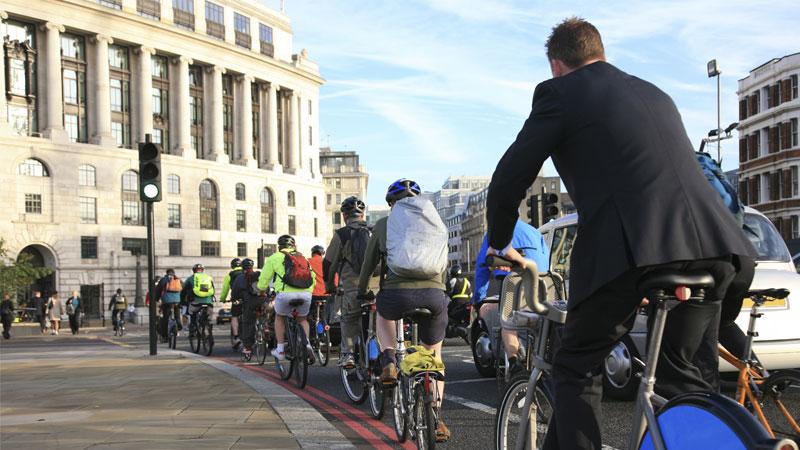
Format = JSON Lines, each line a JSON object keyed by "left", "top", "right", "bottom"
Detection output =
{"left": 276, "top": 0, "right": 800, "bottom": 205}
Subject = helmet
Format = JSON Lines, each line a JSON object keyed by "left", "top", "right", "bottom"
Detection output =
{"left": 450, "top": 264, "right": 462, "bottom": 278}
{"left": 192, "top": 263, "right": 204, "bottom": 273}
{"left": 311, "top": 245, "right": 325, "bottom": 256}
{"left": 241, "top": 258, "right": 255, "bottom": 270}
{"left": 278, "top": 234, "right": 295, "bottom": 250}
{"left": 340, "top": 196, "right": 366, "bottom": 217}
{"left": 230, "top": 258, "right": 242, "bottom": 269}
{"left": 386, "top": 178, "right": 421, "bottom": 204}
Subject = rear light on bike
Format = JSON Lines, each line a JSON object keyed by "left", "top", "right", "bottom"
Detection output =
{"left": 324, "top": 325, "right": 330, "bottom": 331}
{"left": 675, "top": 286, "right": 691, "bottom": 301}
{"left": 776, "top": 440, "right": 798, "bottom": 450}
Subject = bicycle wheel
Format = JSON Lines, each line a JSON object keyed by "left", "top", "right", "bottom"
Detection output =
{"left": 189, "top": 323, "right": 200, "bottom": 353}
{"left": 256, "top": 325, "right": 268, "bottom": 366}
{"left": 340, "top": 336, "right": 368, "bottom": 404}
{"left": 293, "top": 323, "right": 309, "bottom": 389}
{"left": 205, "top": 323, "right": 214, "bottom": 356}
{"left": 369, "top": 376, "right": 386, "bottom": 420}
{"left": 392, "top": 381, "right": 409, "bottom": 443}
{"left": 413, "top": 383, "right": 436, "bottom": 449}
{"left": 119, "top": 323, "right": 125, "bottom": 337}
{"left": 317, "top": 327, "right": 331, "bottom": 367}
{"left": 168, "top": 322, "right": 177, "bottom": 349}
{"left": 495, "top": 371, "right": 554, "bottom": 450}
{"left": 198, "top": 325, "right": 207, "bottom": 355}
{"left": 277, "top": 318, "right": 293, "bottom": 381}
{"left": 639, "top": 392, "right": 781, "bottom": 450}
{"left": 760, "top": 369, "right": 800, "bottom": 441}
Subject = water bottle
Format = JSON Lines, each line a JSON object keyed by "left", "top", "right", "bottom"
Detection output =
{"left": 368, "top": 337, "right": 380, "bottom": 361}
{"left": 316, "top": 322, "right": 324, "bottom": 335}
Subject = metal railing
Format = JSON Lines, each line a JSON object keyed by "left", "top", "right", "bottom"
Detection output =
{"left": 173, "top": 9, "right": 195, "bottom": 31}
{"left": 206, "top": 21, "right": 225, "bottom": 40}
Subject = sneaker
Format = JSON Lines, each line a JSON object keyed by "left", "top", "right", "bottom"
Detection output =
{"left": 306, "top": 346, "right": 316, "bottom": 366}
{"left": 380, "top": 362, "right": 398, "bottom": 384}
{"left": 233, "top": 338, "right": 242, "bottom": 351}
{"left": 242, "top": 347, "right": 252, "bottom": 360}
{"left": 338, "top": 353, "right": 355, "bottom": 369}
{"left": 271, "top": 348, "right": 286, "bottom": 361}
{"left": 435, "top": 419, "right": 451, "bottom": 442}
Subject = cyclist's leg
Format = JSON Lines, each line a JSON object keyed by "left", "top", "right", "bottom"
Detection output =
{"left": 241, "top": 299, "right": 257, "bottom": 350}
{"left": 292, "top": 293, "right": 312, "bottom": 347}
{"left": 272, "top": 294, "right": 291, "bottom": 354}
{"left": 159, "top": 303, "right": 169, "bottom": 338}
{"left": 717, "top": 255, "right": 756, "bottom": 359}
{"left": 339, "top": 289, "right": 360, "bottom": 356}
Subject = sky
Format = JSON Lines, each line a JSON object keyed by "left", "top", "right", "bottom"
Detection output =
{"left": 271, "top": 0, "right": 800, "bottom": 205}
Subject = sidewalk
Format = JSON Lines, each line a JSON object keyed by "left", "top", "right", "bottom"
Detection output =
{"left": 0, "top": 338, "right": 300, "bottom": 449}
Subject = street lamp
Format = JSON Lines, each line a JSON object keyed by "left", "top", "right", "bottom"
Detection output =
{"left": 707, "top": 59, "right": 722, "bottom": 160}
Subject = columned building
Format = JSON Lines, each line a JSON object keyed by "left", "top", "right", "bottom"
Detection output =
{"left": 319, "top": 147, "right": 368, "bottom": 239}
{"left": 737, "top": 53, "right": 799, "bottom": 243}
{"left": 1, "top": 0, "right": 328, "bottom": 317}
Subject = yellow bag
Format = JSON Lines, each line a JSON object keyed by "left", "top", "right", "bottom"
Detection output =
{"left": 400, "top": 345, "right": 445, "bottom": 376}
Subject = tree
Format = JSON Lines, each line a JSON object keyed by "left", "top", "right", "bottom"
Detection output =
{"left": 0, "top": 239, "right": 52, "bottom": 297}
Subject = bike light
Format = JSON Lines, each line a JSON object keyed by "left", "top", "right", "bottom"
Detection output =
{"left": 675, "top": 286, "right": 691, "bottom": 301}
{"left": 324, "top": 325, "right": 330, "bottom": 331}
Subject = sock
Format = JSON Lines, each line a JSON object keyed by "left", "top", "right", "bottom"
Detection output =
{"left": 277, "top": 343, "right": 285, "bottom": 352}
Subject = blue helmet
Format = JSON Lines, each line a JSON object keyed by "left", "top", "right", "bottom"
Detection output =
{"left": 386, "top": 178, "right": 421, "bottom": 204}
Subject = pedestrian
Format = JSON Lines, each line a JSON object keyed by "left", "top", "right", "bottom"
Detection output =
{"left": 1, "top": 292, "right": 15, "bottom": 339}
{"left": 109, "top": 288, "right": 127, "bottom": 332}
{"left": 32, "top": 290, "right": 47, "bottom": 333}
{"left": 47, "top": 291, "right": 63, "bottom": 335}
{"left": 66, "top": 290, "right": 82, "bottom": 335}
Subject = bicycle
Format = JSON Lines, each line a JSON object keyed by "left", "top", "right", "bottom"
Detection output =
{"left": 189, "top": 304, "right": 214, "bottom": 356}
{"left": 310, "top": 295, "right": 332, "bottom": 367}
{"left": 340, "top": 292, "right": 385, "bottom": 419}
{"left": 114, "top": 313, "right": 125, "bottom": 337}
{"left": 253, "top": 297, "right": 274, "bottom": 365}
{"left": 389, "top": 307, "right": 445, "bottom": 449}
{"left": 274, "top": 298, "right": 312, "bottom": 389}
{"left": 166, "top": 306, "right": 178, "bottom": 350}
{"left": 720, "top": 288, "right": 799, "bottom": 442}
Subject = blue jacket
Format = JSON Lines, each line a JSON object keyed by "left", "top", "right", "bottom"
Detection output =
{"left": 472, "top": 220, "right": 549, "bottom": 305}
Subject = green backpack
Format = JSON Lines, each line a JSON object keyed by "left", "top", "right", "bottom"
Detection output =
{"left": 192, "top": 273, "right": 215, "bottom": 298}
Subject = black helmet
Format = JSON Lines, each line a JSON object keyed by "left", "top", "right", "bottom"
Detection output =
{"left": 311, "top": 245, "right": 325, "bottom": 256}
{"left": 386, "top": 178, "right": 422, "bottom": 204}
{"left": 241, "top": 258, "right": 255, "bottom": 270}
{"left": 278, "top": 235, "right": 295, "bottom": 250}
{"left": 192, "top": 263, "right": 204, "bottom": 273}
{"left": 166, "top": 268, "right": 175, "bottom": 276}
{"left": 340, "top": 196, "right": 366, "bottom": 217}
{"left": 450, "top": 264, "right": 462, "bottom": 278}
{"left": 230, "top": 258, "right": 242, "bottom": 269}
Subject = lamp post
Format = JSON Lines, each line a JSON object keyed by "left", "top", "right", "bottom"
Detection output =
{"left": 707, "top": 59, "right": 722, "bottom": 161}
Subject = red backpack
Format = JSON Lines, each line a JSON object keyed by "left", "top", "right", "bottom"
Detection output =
{"left": 281, "top": 251, "right": 313, "bottom": 289}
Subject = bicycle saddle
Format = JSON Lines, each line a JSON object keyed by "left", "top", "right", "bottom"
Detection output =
{"left": 747, "top": 288, "right": 790, "bottom": 301}
{"left": 288, "top": 299, "right": 306, "bottom": 307}
{"left": 637, "top": 270, "right": 715, "bottom": 297}
{"left": 403, "top": 308, "right": 432, "bottom": 323}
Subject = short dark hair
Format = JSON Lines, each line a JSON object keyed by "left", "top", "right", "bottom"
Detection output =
{"left": 545, "top": 17, "right": 605, "bottom": 68}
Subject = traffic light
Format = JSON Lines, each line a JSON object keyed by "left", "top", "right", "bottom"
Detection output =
{"left": 138, "top": 141, "right": 162, "bottom": 202}
{"left": 526, "top": 195, "right": 539, "bottom": 226}
{"left": 541, "top": 193, "right": 559, "bottom": 223}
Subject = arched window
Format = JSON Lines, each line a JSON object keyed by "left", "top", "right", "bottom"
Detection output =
{"left": 17, "top": 158, "right": 49, "bottom": 177}
{"left": 287, "top": 190, "right": 296, "bottom": 207}
{"left": 199, "top": 179, "right": 219, "bottom": 230}
{"left": 166, "top": 174, "right": 180, "bottom": 194}
{"left": 121, "top": 170, "right": 143, "bottom": 225}
{"left": 78, "top": 164, "right": 95, "bottom": 186}
{"left": 260, "top": 187, "right": 275, "bottom": 233}
{"left": 235, "top": 183, "right": 246, "bottom": 201}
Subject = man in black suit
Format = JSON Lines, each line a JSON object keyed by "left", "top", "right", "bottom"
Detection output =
{"left": 485, "top": 18, "right": 756, "bottom": 449}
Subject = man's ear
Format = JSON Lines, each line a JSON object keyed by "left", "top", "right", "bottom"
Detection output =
{"left": 550, "top": 59, "right": 566, "bottom": 78}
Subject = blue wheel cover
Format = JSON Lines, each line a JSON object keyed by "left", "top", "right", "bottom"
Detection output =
{"left": 640, "top": 404, "right": 747, "bottom": 450}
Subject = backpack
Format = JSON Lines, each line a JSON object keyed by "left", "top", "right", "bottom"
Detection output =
{"left": 336, "top": 223, "right": 374, "bottom": 276}
{"left": 246, "top": 271, "right": 261, "bottom": 296}
{"left": 281, "top": 251, "right": 313, "bottom": 289}
{"left": 696, "top": 152, "right": 744, "bottom": 227}
{"left": 166, "top": 275, "right": 182, "bottom": 293}
{"left": 386, "top": 196, "right": 448, "bottom": 280}
{"left": 192, "top": 272, "right": 215, "bottom": 298}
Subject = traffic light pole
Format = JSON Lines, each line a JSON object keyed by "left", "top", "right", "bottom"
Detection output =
{"left": 146, "top": 200, "right": 157, "bottom": 356}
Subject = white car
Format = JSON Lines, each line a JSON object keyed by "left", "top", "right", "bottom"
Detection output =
{"left": 539, "top": 206, "right": 800, "bottom": 399}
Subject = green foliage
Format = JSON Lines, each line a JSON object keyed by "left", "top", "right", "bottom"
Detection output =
{"left": 0, "top": 239, "right": 52, "bottom": 295}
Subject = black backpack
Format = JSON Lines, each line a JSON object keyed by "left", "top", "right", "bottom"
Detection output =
{"left": 336, "top": 224, "right": 373, "bottom": 275}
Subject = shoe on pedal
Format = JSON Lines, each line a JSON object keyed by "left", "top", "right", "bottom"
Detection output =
{"left": 306, "top": 346, "right": 316, "bottom": 365}
{"left": 436, "top": 419, "right": 451, "bottom": 442}
{"left": 271, "top": 348, "right": 286, "bottom": 361}
{"left": 338, "top": 353, "right": 355, "bottom": 369}
{"left": 380, "top": 362, "right": 398, "bottom": 384}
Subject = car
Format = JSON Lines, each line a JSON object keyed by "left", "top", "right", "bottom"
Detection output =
{"left": 538, "top": 206, "right": 800, "bottom": 399}
{"left": 793, "top": 252, "right": 800, "bottom": 273}
{"left": 214, "top": 302, "right": 231, "bottom": 325}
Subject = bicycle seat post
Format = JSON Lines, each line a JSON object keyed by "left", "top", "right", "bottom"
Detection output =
{"left": 742, "top": 298, "right": 762, "bottom": 366}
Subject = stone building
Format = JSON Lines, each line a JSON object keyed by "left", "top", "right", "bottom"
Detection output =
{"left": 0, "top": 0, "right": 328, "bottom": 318}
{"left": 319, "top": 146, "right": 368, "bottom": 238}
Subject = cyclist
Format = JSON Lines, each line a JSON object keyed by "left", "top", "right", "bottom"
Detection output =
{"left": 109, "top": 288, "right": 127, "bottom": 332}
{"left": 357, "top": 178, "right": 451, "bottom": 442}
{"left": 473, "top": 219, "right": 549, "bottom": 373}
{"left": 446, "top": 264, "right": 471, "bottom": 331}
{"left": 220, "top": 258, "right": 244, "bottom": 350}
{"left": 155, "top": 268, "right": 183, "bottom": 340}
{"left": 324, "top": 196, "right": 376, "bottom": 369}
{"left": 233, "top": 258, "right": 261, "bottom": 359}
{"left": 309, "top": 245, "right": 328, "bottom": 328}
{"left": 180, "top": 263, "right": 216, "bottom": 334}
{"left": 257, "top": 235, "right": 316, "bottom": 363}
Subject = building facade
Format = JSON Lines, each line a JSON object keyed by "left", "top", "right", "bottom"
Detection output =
{"left": 431, "top": 176, "right": 491, "bottom": 220}
{"left": 737, "top": 53, "right": 800, "bottom": 242}
{"left": 319, "top": 146, "right": 368, "bottom": 237}
{"left": 0, "top": 0, "right": 328, "bottom": 317}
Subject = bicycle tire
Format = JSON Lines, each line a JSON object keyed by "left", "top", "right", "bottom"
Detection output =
{"left": 277, "top": 318, "right": 293, "bottom": 381}
{"left": 256, "top": 325, "right": 268, "bottom": 366}
{"left": 413, "top": 383, "right": 436, "bottom": 449}
{"left": 293, "top": 323, "right": 309, "bottom": 389}
{"left": 318, "top": 330, "right": 331, "bottom": 367}
{"left": 341, "top": 335, "right": 368, "bottom": 404}
{"left": 759, "top": 369, "right": 800, "bottom": 442}
{"left": 639, "top": 392, "right": 782, "bottom": 450}
{"left": 495, "top": 371, "right": 554, "bottom": 450}
{"left": 168, "top": 325, "right": 177, "bottom": 349}
{"left": 205, "top": 323, "right": 214, "bottom": 356}
{"left": 392, "top": 381, "right": 409, "bottom": 443}
{"left": 369, "top": 377, "right": 386, "bottom": 420}
{"left": 199, "top": 325, "right": 207, "bottom": 355}
{"left": 189, "top": 324, "right": 199, "bottom": 353}
{"left": 119, "top": 323, "right": 125, "bottom": 337}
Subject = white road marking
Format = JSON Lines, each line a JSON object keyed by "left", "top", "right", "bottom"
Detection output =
{"left": 446, "top": 378, "right": 494, "bottom": 385}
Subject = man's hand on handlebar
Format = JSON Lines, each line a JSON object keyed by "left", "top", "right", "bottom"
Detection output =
{"left": 486, "top": 246, "right": 527, "bottom": 270}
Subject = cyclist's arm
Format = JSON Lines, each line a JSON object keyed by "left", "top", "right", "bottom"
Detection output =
{"left": 357, "top": 227, "right": 381, "bottom": 296}
{"left": 257, "top": 258, "right": 275, "bottom": 292}
{"left": 180, "top": 277, "right": 192, "bottom": 304}
{"left": 323, "top": 233, "right": 341, "bottom": 292}
{"left": 220, "top": 274, "right": 231, "bottom": 302}
{"left": 472, "top": 235, "right": 491, "bottom": 305}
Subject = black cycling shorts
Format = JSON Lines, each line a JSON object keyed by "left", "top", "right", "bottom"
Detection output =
{"left": 376, "top": 288, "right": 448, "bottom": 345}
{"left": 230, "top": 299, "right": 243, "bottom": 317}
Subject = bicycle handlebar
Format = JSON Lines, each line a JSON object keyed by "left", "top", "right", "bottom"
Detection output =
{"left": 485, "top": 255, "right": 549, "bottom": 316}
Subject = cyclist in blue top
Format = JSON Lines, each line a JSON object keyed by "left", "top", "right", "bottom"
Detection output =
{"left": 473, "top": 219, "right": 550, "bottom": 372}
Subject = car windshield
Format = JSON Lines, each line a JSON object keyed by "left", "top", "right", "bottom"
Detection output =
{"left": 743, "top": 213, "right": 791, "bottom": 262}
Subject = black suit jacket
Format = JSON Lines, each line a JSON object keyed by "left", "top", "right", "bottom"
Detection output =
{"left": 486, "top": 61, "right": 756, "bottom": 308}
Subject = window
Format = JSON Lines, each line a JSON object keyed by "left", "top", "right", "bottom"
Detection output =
{"left": 199, "top": 179, "right": 219, "bottom": 229}
{"left": 309, "top": 126, "right": 313, "bottom": 146}
{"left": 222, "top": 75, "right": 233, "bottom": 156}
{"left": 235, "top": 183, "right": 246, "bottom": 201}
{"left": 793, "top": 216, "right": 799, "bottom": 240}
{"left": 236, "top": 209, "right": 247, "bottom": 232}
{"left": 201, "top": 240, "right": 220, "bottom": 257}
{"left": 252, "top": 83, "right": 260, "bottom": 162}
{"left": 80, "top": 197, "right": 97, "bottom": 224}
{"left": 288, "top": 215, "right": 296, "bottom": 235}
{"left": 121, "top": 170, "right": 143, "bottom": 225}
{"left": 332, "top": 211, "right": 341, "bottom": 225}
{"left": 109, "top": 45, "right": 131, "bottom": 148}
{"left": 137, "top": 0, "right": 161, "bottom": 20}
{"left": 314, "top": 218, "right": 318, "bottom": 238}
{"left": 335, "top": 178, "right": 342, "bottom": 189}
{"left": 313, "top": 196, "right": 317, "bottom": 210}
{"left": 168, "top": 204, "right": 181, "bottom": 228}
{"left": 793, "top": 166, "right": 799, "bottom": 197}
{"left": 81, "top": 236, "right": 98, "bottom": 259}
{"left": 234, "top": 13, "right": 251, "bottom": 48}
{"left": 25, "top": 193, "right": 42, "bottom": 214}
{"left": 3, "top": 20, "right": 38, "bottom": 136}
{"left": 152, "top": 55, "right": 169, "bottom": 150}
{"left": 169, "top": 239, "right": 182, "bottom": 256}
{"left": 308, "top": 99, "right": 312, "bottom": 115}
{"left": 259, "top": 23, "right": 274, "bottom": 56}
{"left": 237, "top": 242, "right": 247, "bottom": 257}
{"left": 98, "top": 0, "right": 122, "bottom": 9}
{"left": 327, "top": 194, "right": 331, "bottom": 205}
{"left": 17, "top": 159, "right": 49, "bottom": 177}
{"left": 173, "top": 0, "right": 195, "bottom": 30}
{"left": 167, "top": 174, "right": 180, "bottom": 194}
{"left": 111, "top": 121, "right": 124, "bottom": 147}
{"left": 792, "top": 118, "right": 798, "bottom": 148}
{"left": 63, "top": 69, "right": 78, "bottom": 103}
{"left": 205, "top": 1, "right": 225, "bottom": 40}
{"left": 549, "top": 225, "right": 577, "bottom": 280}
{"left": 61, "top": 34, "right": 87, "bottom": 143}
{"left": 78, "top": 164, "right": 96, "bottom": 186}
{"left": 65, "top": 114, "right": 79, "bottom": 143}
{"left": 189, "top": 65, "right": 204, "bottom": 157}
{"left": 792, "top": 75, "right": 798, "bottom": 99}
{"left": 260, "top": 188, "right": 275, "bottom": 233}
{"left": 287, "top": 190, "right": 296, "bottom": 207}
{"left": 122, "top": 237, "right": 147, "bottom": 255}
